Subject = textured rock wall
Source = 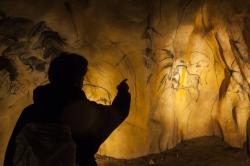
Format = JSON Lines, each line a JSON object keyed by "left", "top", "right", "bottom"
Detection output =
{"left": 0, "top": 0, "right": 250, "bottom": 164}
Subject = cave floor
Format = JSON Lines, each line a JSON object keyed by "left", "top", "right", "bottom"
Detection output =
{"left": 96, "top": 136, "right": 250, "bottom": 166}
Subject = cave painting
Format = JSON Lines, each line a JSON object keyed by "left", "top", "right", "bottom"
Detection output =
{"left": 0, "top": 0, "right": 250, "bottom": 165}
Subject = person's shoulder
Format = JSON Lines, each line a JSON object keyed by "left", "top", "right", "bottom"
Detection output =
{"left": 33, "top": 84, "right": 52, "bottom": 101}
{"left": 23, "top": 104, "right": 36, "bottom": 111}
{"left": 21, "top": 104, "right": 37, "bottom": 117}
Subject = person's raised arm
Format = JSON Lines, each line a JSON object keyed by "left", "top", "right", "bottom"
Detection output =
{"left": 91, "top": 79, "right": 131, "bottom": 144}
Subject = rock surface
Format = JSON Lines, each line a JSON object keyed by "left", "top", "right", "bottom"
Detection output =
{"left": 97, "top": 136, "right": 250, "bottom": 166}
{"left": 0, "top": 0, "right": 250, "bottom": 165}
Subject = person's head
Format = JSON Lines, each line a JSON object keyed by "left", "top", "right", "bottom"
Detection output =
{"left": 48, "top": 52, "right": 88, "bottom": 88}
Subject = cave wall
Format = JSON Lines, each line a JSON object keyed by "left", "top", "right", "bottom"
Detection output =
{"left": 1, "top": 0, "right": 250, "bottom": 164}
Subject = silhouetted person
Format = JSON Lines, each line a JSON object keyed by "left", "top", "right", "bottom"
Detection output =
{"left": 4, "top": 52, "right": 131, "bottom": 166}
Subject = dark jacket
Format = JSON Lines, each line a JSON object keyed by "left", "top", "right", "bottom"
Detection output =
{"left": 4, "top": 84, "right": 131, "bottom": 166}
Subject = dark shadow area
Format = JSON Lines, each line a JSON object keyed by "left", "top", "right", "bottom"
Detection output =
{"left": 4, "top": 52, "right": 131, "bottom": 166}
{"left": 97, "top": 136, "right": 250, "bottom": 166}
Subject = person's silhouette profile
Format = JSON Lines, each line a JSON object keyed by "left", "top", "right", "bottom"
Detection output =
{"left": 4, "top": 52, "right": 131, "bottom": 166}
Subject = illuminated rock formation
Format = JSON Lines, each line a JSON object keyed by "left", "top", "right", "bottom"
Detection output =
{"left": 0, "top": 0, "right": 250, "bottom": 165}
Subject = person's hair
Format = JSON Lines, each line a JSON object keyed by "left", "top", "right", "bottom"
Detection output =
{"left": 48, "top": 52, "right": 88, "bottom": 86}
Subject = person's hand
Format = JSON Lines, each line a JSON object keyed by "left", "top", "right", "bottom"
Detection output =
{"left": 114, "top": 79, "right": 131, "bottom": 115}
{"left": 117, "top": 79, "right": 129, "bottom": 92}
